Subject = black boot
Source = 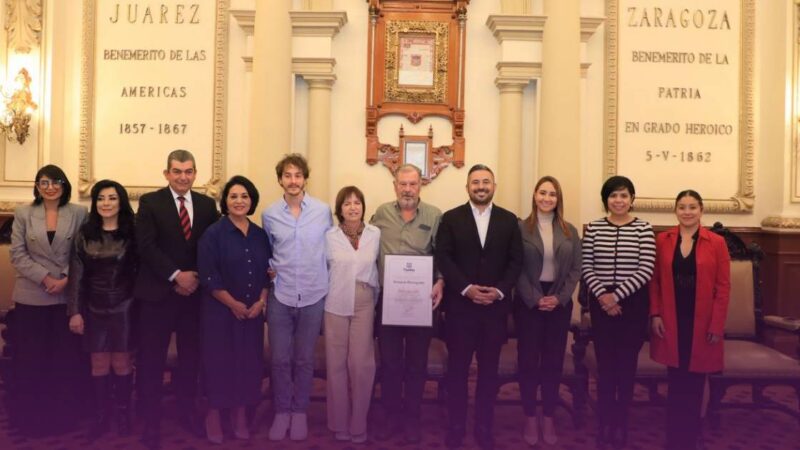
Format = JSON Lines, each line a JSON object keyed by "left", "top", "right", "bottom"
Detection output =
{"left": 88, "top": 375, "right": 110, "bottom": 441}
{"left": 113, "top": 373, "right": 133, "bottom": 436}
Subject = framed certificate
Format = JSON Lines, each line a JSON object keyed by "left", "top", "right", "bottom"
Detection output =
{"left": 381, "top": 254, "right": 433, "bottom": 327}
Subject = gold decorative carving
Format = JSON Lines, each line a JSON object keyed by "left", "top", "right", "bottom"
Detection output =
{"left": 79, "top": 0, "right": 229, "bottom": 200}
{"left": 375, "top": 125, "right": 452, "bottom": 185}
{"left": 5, "top": 0, "right": 42, "bottom": 53}
{"left": 604, "top": 0, "right": 755, "bottom": 213}
{"left": 365, "top": 0, "right": 468, "bottom": 180}
{"left": 384, "top": 21, "right": 449, "bottom": 105}
{"left": 761, "top": 216, "right": 800, "bottom": 231}
{"left": 0, "top": 200, "right": 24, "bottom": 213}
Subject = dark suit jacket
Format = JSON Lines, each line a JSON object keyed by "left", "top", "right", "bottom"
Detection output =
{"left": 134, "top": 187, "right": 219, "bottom": 301}
{"left": 436, "top": 202, "right": 523, "bottom": 316}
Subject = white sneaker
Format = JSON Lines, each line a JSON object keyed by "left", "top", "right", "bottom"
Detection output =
{"left": 542, "top": 416, "right": 558, "bottom": 445}
{"left": 334, "top": 431, "right": 351, "bottom": 441}
{"left": 290, "top": 412, "right": 308, "bottom": 441}
{"left": 523, "top": 416, "right": 539, "bottom": 446}
{"left": 269, "top": 413, "right": 291, "bottom": 441}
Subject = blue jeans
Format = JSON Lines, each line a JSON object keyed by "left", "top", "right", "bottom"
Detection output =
{"left": 267, "top": 292, "right": 325, "bottom": 413}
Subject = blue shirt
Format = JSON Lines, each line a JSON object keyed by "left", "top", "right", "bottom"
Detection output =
{"left": 261, "top": 193, "right": 332, "bottom": 307}
{"left": 198, "top": 216, "right": 272, "bottom": 305}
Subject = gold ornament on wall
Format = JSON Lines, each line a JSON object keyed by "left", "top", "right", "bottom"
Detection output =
{"left": 5, "top": 0, "right": 43, "bottom": 54}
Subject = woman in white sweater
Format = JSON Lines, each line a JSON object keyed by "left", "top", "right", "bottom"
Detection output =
{"left": 324, "top": 186, "right": 380, "bottom": 444}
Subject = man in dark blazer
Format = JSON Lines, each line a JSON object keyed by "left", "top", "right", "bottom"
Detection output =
{"left": 135, "top": 149, "right": 219, "bottom": 449}
{"left": 436, "top": 164, "right": 523, "bottom": 450}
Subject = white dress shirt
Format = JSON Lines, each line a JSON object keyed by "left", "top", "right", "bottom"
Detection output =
{"left": 168, "top": 187, "right": 195, "bottom": 282}
{"left": 461, "top": 201, "right": 504, "bottom": 299}
{"left": 325, "top": 223, "right": 381, "bottom": 317}
{"left": 169, "top": 187, "right": 194, "bottom": 225}
{"left": 470, "top": 201, "right": 493, "bottom": 248}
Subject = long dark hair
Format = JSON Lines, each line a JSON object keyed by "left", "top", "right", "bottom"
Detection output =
{"left": 82, "top": 179, "right": 135, "bottom": 242}
{"left": 32, "top": 164, "right": 72, "bottom": 206}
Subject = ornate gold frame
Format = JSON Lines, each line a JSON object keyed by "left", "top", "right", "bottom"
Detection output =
{"left": 79, "top": 0, "right": 229, "bottom": 200}
{"left": 365, "top": 0, "right": 468, "bottom": 180}
{"left": 384, "top": 21, "right": 448, "bottom": 104}
{"left": 604, "top": 0, "right": 755, "bottom": 213}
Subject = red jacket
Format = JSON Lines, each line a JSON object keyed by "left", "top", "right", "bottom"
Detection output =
{"left": 649, "top": 226, "right": 731, "bottom": 373}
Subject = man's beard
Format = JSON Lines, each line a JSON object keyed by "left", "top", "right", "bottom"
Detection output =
{"left": 469, "top": 190, "right": 493, "bottom": 205}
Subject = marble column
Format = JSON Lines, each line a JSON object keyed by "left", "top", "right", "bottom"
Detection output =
{"left": 496, "top": 80, "right": 527, "bottom": 215}
{"left": 539, "top": 0, "right": 580, "bottom": 224}
{"left": 305, "top": 77, "right": 335, "bottom": 199}
{"left": 250, "top": 1, "right": 292, "bottom": 207}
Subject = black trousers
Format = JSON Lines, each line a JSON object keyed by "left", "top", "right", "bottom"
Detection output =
{"left": 10, "top": 303, "right": 87, "bottom": 435}
{"left": 666, "top": 367, "right": 705, "bottom": 449}
{"left": 378, "top": 324, "right": 433, "bottom": 420}
{"left": 445, "top": 310, "right": 507, "bottom": 431}
{"left": 137, "top": 293, "right": 201, "bottom": 427}
{"left": 514, "top": 300, "right": 573, "bottom": 416}
{"left": 588, "top": 288, "right": 648, "bottom": 430}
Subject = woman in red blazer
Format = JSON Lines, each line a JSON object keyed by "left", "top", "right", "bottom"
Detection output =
{"left": 649, "top": 190, "right": 730, "bottom": 450}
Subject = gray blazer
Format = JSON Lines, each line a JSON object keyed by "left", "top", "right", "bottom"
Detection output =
{"left": 515, "top": 218, "right": 581, "bottom": 308}
{"left": 10, "top": 203, "right": 87, "bottom": 306}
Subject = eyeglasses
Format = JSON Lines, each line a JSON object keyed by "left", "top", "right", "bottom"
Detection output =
{"left": 36, "top": 179, "right": 64, "bottom": 189}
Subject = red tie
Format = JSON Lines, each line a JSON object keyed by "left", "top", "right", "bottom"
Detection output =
{"left": 178, "top": 196, "right": 192, "bottom": 241}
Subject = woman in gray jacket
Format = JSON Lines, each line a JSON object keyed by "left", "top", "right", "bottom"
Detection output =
{"left": 9, "top": 165, "right": 87, "bottom": 436}
{"left": 514, "top": 176, "right": 581, "bottom": 446}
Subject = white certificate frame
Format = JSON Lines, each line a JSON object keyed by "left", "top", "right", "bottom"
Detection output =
{"left": 381, "top": 254, "right": 433, "bottom": 327}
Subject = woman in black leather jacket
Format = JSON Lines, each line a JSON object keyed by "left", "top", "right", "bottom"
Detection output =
{"left": 66, "top": 179, "right": 137, "bottom": 439}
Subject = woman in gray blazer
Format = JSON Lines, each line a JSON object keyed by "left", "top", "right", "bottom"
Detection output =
{"left": 9, "top": 165, "right": 87, "bottom": 437}
{"left": 514, "top": 176, "right": 581, "bottom": 446}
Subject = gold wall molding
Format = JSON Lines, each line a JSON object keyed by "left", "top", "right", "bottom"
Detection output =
{"left": 289, "top": 11, "right": 347, "bottom": 38}
{"left": 79, "top": 0, "right": 229, "bottom": 200}
{"left": 604, "top": 0, "right": 755, "bottom": 213}
{"left": 761, "top": 216, "right": 800, "bottom": 231}
{"left": 486, "top": 14, "right": 546, "bottom": 42}
{"left": 0, "top": 200, "right": 24, "bottom": 213}
{"left": 5, "top": 0, "right": 42, "bottom": 53}
{"left": 793, "top": 1, "right": 800, "bottom": 202}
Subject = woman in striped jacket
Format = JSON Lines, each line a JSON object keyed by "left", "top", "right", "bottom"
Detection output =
{"left": 582, "top": 176, "right": 655, "bottom": 448}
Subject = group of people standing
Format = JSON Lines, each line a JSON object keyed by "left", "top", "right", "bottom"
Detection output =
{"left": 7, "top": 149, "right": 730, "bottom": 450}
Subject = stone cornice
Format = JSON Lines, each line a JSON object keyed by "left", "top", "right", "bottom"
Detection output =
{"left": 486, "top": 14, "right": 546, "bottom": 43}
{"left": 293, "top": 57, "right": 337, "bottom": 82}
{"left": 289, "top": 11, "right": 348, "bottom": 38}
{"left": 495, "top": 61, "right": 542, "bottom": 85}
{"left": 580, "top": 17, "right": 604, "bottom": 42}
{"left": 231, "top": 9, "right": 254, "bottom": 36}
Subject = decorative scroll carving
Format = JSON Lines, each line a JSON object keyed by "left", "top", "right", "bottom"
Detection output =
{"left": 5, "top": 0, "right": 42, "bottom": 53}
{"left": 761, "top": 216, "right": 800, "bottom": 231}
{"left": 365, "top": 0, "right": 468, "bottom": 181}
{"left": 375, "top": 125, "right": 452, "bottom": 185}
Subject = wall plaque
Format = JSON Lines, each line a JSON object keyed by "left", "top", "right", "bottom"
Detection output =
{"left": 605, "top": 1, "right": 754, "bottom": 212}
{"left": 80, "top": 0, "right": 228, "bottom": 199}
